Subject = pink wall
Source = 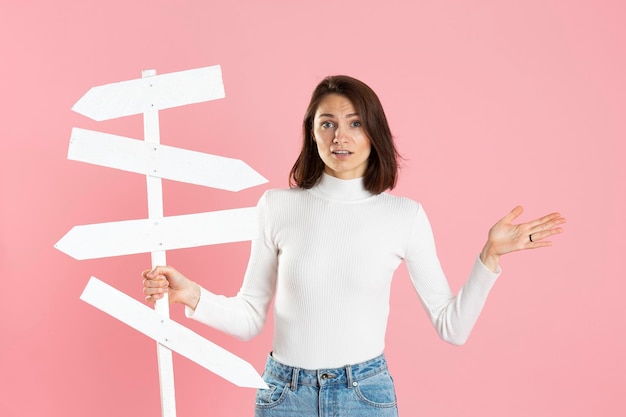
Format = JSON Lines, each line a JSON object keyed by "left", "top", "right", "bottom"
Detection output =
{"left": 1, "top": 1, "right": 624, "bottom": 416}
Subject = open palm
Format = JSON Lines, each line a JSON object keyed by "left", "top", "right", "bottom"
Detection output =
{"left": 487, "top": 205, "right": 565, "bottom": 256}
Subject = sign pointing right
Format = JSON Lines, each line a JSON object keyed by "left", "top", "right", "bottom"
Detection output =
{"left": 81, "top": 277, "right": 268, "bottom": 389}
{"left": 69, "top": 128, "right": 268, "bottom": 191}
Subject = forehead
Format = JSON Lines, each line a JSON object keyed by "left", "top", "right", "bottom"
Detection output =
{"left": 314, "top": 94, "right": 357, "bottom": 117}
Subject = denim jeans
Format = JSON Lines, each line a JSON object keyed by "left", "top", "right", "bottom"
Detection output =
{"left": 255, "top": 353, "right": 399, "bottom": 417}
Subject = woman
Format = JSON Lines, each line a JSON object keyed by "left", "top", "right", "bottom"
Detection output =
{"left": 143, "top": 75, "right": 565, "bottom": 416}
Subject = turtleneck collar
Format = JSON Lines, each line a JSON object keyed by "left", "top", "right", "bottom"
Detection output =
{"left": 308, "top": 172, "right": 375, "bottom": 202}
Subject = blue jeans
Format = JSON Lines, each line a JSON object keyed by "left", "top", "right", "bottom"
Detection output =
{"left": 255, "top": 353, "right": 399, "bottom": 417}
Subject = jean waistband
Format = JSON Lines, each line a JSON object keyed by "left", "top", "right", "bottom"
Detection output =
{"left": 263, "top": 353, "right": 389, "bottom": 389}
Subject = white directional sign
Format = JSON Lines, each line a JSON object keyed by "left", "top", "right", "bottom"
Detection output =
{"left": 73, "top": 65, "right": 225, "bottom": 121}
{"left": 81, "top": 277, "right": 267, "bottom": 389}
{"left": 58, "top": 66, "right": 268, "bottom": 417}
{"left": 55, "top": 208, "right": 258, "bottom": 260}
{"left": 69, "top": 128, "right": 267, "bottom": 191}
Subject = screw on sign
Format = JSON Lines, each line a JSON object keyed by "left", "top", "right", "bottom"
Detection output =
{"left": 55, "top": 66, "right": 268, "bottom": 417}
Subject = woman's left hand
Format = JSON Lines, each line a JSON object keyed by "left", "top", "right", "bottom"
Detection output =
{"left": 480, "top": 205, "right": 566, "bottom": 272}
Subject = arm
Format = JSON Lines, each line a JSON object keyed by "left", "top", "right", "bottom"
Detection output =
{"left": 405, "top": 206, "right": 499, "bottom": 345}
{"left": 142, "top": 192, "right": 278, "bottom": 341}
{"left": 406, "top": 205, "right": 565, "bottom": 345}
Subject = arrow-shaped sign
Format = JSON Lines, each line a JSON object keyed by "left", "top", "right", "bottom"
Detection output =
{"left": 72, "top": 65, "right": 225, "bottom": 121}
{"left": 81, "top": 277, "right": 268, "bottom": 389}
{"left": 69, "top": 128, "right": 267, "bottom": 191}
{"left": 55, "top": 207, "right": 258, "bottom": 260}
{"left": 62, "top": 66, "right": 267, "bottom": 417}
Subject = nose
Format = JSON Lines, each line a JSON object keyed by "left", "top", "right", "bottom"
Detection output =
{"left": 333, "top": 125, "right": 348, "bottom": 144}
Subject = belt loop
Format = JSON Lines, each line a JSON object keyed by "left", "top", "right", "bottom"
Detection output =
{"left": 290, "top": 367, "right": 299, "bottom": 391}
{"left": 345, "top": 364, "right": 354, "bottom": 389}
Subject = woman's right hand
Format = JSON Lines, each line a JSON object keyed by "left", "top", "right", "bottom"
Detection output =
{"left": 142, "top": 266, "right": 201, "bottom": 310}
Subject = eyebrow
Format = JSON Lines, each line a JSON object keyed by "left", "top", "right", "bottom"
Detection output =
{"left": 317, "top": 112, "right": 360, "bottom": 119}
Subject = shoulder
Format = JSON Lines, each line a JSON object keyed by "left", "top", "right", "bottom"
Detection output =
{"left": 377, "top": 192, "right": 424, "bottom": 216}
{"left": 256, "top": 187, "right": 308, "bottom": 210}
{"left": 262, "top": 187, "right": 306, "bottom": 201}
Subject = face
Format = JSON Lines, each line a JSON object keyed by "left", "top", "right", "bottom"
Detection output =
{"left": 312, "top": 94, "right": 371, "bottom": 180}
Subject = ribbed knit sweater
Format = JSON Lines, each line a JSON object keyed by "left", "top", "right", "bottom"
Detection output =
{"left": 187, "top": 173, "right": 500, "bottom": 369}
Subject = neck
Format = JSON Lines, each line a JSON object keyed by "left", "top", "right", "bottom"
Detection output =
{"left": 309, "top": 173, "right": 374, "bottom": 201}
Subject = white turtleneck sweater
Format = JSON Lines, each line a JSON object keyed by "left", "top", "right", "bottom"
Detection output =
{"left": 187, "top": 173, "right": 500, "bottom": 369}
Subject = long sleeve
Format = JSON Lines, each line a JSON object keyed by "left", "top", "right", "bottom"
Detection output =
{"left": 183, "top": 174, "right": 501, "bottom": 368}
{"left": 185, "top": 192, "right": 278, "bottom": 341}
{"left": 405, "top": 205, "right": 500, "bottom": 345}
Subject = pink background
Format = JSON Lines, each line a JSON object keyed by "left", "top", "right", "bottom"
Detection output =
{"left": 1, "top": 1, "right": 624, "bottom": 416}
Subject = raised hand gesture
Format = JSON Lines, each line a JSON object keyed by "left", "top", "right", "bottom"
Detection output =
{"left": 480, "top": 205, "right": 566, "bottom": 272}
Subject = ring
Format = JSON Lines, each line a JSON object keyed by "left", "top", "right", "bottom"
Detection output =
{"left": 529, "top": 234, "right": 533, "bottom": 242}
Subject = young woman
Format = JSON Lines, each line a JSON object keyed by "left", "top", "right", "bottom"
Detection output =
{"left": 142, "top": 75, "right": 565, "bottom": 416}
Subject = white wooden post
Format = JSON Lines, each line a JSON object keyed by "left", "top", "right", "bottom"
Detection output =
{"left": 142, "top": 68, "right": 176, "bottom": 417}
{"left": 56, "top": 66, "right": 269, "bottom": 416}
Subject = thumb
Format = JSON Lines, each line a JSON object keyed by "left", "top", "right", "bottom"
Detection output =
{"left": 502, "top": 205, "right": 524, "bottom": 223}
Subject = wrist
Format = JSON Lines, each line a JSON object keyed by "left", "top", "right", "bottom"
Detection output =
{"left": 480, "top": 242, "right": 500, "bottom": 273}
{"left": 183, "top": 282, "right": 201, "bottom": 310}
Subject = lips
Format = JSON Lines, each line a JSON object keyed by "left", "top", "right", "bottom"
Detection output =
{"left": 331, "top": 150, "right": 353, "bottom": 155}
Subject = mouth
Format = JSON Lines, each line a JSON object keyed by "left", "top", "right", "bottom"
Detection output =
{"left": 331, "top": 150, "right": 353, "bottom": 155}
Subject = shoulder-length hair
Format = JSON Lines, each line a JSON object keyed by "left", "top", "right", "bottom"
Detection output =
{"left": 289, "top": 75, "right": 400, "bottom": 194}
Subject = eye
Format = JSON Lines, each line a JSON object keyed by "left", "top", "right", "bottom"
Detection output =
{"left": 321, "top": 121, "right": 335, "bottom": 129}
{"left": 351, "top": 120, "right": 362, "bottom": 128}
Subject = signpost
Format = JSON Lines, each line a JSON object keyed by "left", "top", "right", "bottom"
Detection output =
{"left": 80, "top": 277, "right": 267, "bottom": 389}
{"left": 72, "top": 66, "right": 225, "bottom": 121}
{"left": 68, "top": 127, "right": 267, "bottom": 191}
{"left": 55, "top": 208, "right": 258, "bottom": 260}
{"left": 56, "top": 66, "right": 268, "bottom": 417}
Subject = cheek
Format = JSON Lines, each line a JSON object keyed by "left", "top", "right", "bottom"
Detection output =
{"left": 312, "top": 136, "right": 326, "bottom": 156}
{"left": 313, "top": 130, "right": 331, "bottom": 147}
{"left": 361, "top": 136, "right": 372, "bottom": 153}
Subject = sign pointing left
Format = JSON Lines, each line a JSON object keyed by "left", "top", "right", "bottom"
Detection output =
{"left": 55, "top": 208, "right": 258, "bottom": 260}
{"left": 72, "top": 65, "right": 225, "bottom": 121}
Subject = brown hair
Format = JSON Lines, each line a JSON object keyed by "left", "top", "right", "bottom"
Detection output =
{"left": 289, "top": 75, "right": 400, "bottom": 194}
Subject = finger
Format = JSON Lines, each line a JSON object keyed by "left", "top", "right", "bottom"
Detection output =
{"left": 527, "top": 240, "right": 553, "bottom": 249}
{"left": 527, "top": 218, "right": 566, "bottom": 239}
{"left": 526, "top": 212, "right": 564, "bottom": 230}
{"left": 145, "top": 293, "right": 165, "bottom": 303}
{"left": 143, "top": 277, "right": 169, "bottom": 288}
{"left": 143, "top": 284, "right": 168, "bottom": 297}
{"left": 143, "top": 282, "right": 168, "bottom": 293}
{"left": 529, "top": 226, "right": 564, "bottom": 242}
{"left": 143, "top": 265, "right": 169, "bottom": 278}
{"left": 502, "top": 205, "right": 524, "bottom": 223}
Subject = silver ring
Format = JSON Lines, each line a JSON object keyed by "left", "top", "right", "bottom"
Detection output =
{"left": 529, "top": 234, "right": 533, "bottom": 242}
